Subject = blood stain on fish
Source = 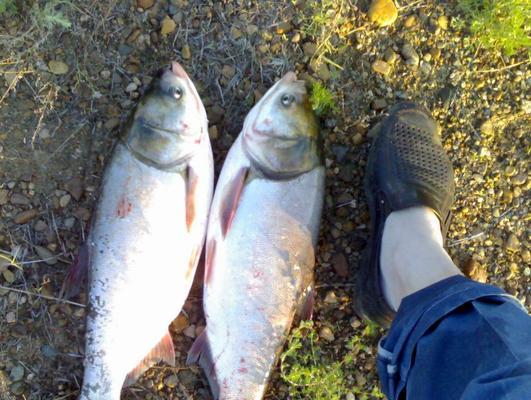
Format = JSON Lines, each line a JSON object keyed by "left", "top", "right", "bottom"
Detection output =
{"left": 116, "top": 196, "right": 132, "bottom": 218}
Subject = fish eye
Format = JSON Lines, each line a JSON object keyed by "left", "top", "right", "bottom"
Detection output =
{"left": 280, "top": 93, "right": 295, "bottom": 107}
{"left": 171, "top": 86, "right": 183, "bottom": 100}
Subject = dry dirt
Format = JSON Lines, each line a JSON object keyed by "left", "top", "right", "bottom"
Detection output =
{"left": 0, "top": 1, "right": 529, "bottom": 399}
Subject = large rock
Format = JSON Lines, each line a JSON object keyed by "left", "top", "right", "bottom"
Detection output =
{"left": 368, "top": 0, "right": 398, "bottom": 27}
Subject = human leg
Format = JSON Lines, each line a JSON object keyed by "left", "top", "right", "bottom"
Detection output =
{"left": 356, "top": 102, "right": 531, "bottom": 400}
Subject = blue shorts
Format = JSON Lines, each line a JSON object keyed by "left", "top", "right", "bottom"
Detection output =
{"left": 377, "top": 275, "right": 531, "bottom": 399}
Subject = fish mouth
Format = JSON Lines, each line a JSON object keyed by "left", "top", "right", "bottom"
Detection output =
{"left": 251, "top": 126, "right": 300, "bottom": 142}
{"left": 139, "top": 118, "right": 200, "bottom": 143}
{"left": 250, "top": 118, "right": 302, "bottom": 142}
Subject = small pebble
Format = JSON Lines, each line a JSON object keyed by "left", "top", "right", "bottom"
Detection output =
{"left": 230, "top": 26, "right": 243, "bottom": 39}
{"left": 463, "top": 258, "right": 487, "bottom": 283}
{"left": 10, "top": 365, "right": 24, "bottom": 382}
{"left": 10, "top": 193, "right": 30, "bottom": 206}
{"left": 182, "top": 44, "right": 191, "bottom": 60}
{"left": 14, "top": 209, "right": 38, "bottom": 224}
{"left": 125, "top": 82, "right": 138, "bottom": 93}
{"left": 401, "top": 43, "right": 419, "bottom": 66}
{"left": 504, "top": 165, "right": 517, "bottom": 177}
{"left": 275, "top": 21, "right": 293, "bottom": 35}
{"left": 291, "top": 32, "right": 301, "bottom": 43}
{"left": 371, "top": 98, "right": 387, "bottom": 110}
{"left": 511, "top": 172, "right": 527, "bottom": 186}
{"left": 208, "top": 125, "right": 219, "bottom": 140}
{"left": 221, "top": 65, "right": 236, "bottom": 79}
{"left": 438, "top": 15, "right": 449, "bottom": 30}
{"left": 64, "top": 217, "right": 76, "bottom": 229}
{"left": 332, "top": 253, "right": 349, "bottom": 277}
{"left": 10, "top": 381, "right": 24, "bottom": 395}
{"left": 161, "top": 15, "right": 177, "bottom": 36}
{"left": 60, "top": 194, "right": 71, "bottom": 208}
{"left": 368, "top": 0, "right": 398, "bottom": 27}
{"left": 324, "top": 291, "right": 338, "bottom": 304}
{"left": 34, "top": 246, "right": 57, "bottom": 265}
{"left": 0, "top": 189, "right": 8, "bottom": 205}
{"left": 183, "top": 324, "right": 196, "bottom": 338}
{"left": 383, "top": 47, "right": 398, "bottom": 64}
{"left": 353, "top": 133, "right": 364, "bottom": 145}
{"left": 372, "top": 60, "right": 391, "bottom": 75}
{"left": 404, "top": 14, "right": 418, "bottom": 28}
{"left": 303, "top": 42, "right": 317, "bottom": 57}
{"left": 171, "top": 313, "right": 189, "bottom": 333}
{"left": 521, "top": 249, "right": 530, "bottom": 263}
{"left": 2, "top": 268, "right": 15, "bottom": 283}
{"left": 64, "top": 177, "right": 84, "bottom": 201}
{"left": 246, "top": 24, "right": 259, "bottom": 35}
{"left": 319, "top": 326, "right": 335, "bottom": 341}
{"left": 504, "top": 233, "right": 520, "bottom": 253}
{"left": 137, "top": 0, "right": 154, "bottom": 9}
{"left": 41, "top": 344, "right": 59, "bottom": 358}
{"left": 502, "top": 190, "right": 513, "bottom": 204}
{"left": 164, "top": 374, "right": 179, "bottom": 388}
{"left": 6, "top": 311, "right": 16, "bottom": 323}
{"left": 104, "top": 118, "right": 120, "bottom": 130}
{"left": 48, "top": 60, "right": 69, "bottom": 75}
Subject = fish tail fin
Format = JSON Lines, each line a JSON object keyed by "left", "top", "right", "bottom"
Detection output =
{"left": 187, "top": 330, "right": 220, "bottom": 399}
{"left": 123, "top": 331, "right": 175, "bottom": 387}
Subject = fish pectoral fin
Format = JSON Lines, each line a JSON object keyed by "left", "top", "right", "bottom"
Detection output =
{"left": 220, "top": 167, "right": 249, "bottom": 237}
{"left": 124, "top": 331, "right": 176, "bottom": 387}
{"left": 186, "top": 165, "right": 199, "bottom": 232}
{"left": 59, "top": 242, "right": 89, "bottom": 300}
{"left": 297, "top": 285, "right": 315, "bottom": 321}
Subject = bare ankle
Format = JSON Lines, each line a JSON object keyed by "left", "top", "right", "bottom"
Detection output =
{"left": 380, "top": 206, "right": 462, "bottom": 310}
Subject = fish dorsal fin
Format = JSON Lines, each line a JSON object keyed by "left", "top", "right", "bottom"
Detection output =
{"left": 123, "top": 331, "right": 176, "bottom": 387}
{"left": 220, "top": 167, "right": 249, "bottom": 237}
{"left": 186, "top": 165, "right": 199, "bottom": 232}
{"left": 186, "top": 331, "right": 220, "bottom": 399}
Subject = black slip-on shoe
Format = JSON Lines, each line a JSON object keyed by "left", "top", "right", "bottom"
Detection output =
{"left": 355, "top": 102, "right": 455, "bottom": 328}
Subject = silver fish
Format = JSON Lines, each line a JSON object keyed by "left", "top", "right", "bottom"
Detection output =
{"left": 188, "top": 72, "right": 325, "bottom": 399}
{"left": 78, "top": 62, "right": 213, "bottom": 399}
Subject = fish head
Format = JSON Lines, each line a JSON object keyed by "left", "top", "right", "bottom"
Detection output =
{"left": 124, "top": 61, "right": 207, "bottom": 168}
{"left": 242, "top": 72, "right": 321, "bottom": 179}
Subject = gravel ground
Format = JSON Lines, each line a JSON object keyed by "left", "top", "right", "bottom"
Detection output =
{"left": 0, "top": 1, "right": 529, "bottom": 399}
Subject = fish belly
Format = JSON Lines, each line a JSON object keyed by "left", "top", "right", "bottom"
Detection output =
{"left": 81, "top": 145, "right": 194, "bottom": 398}
{"left": 204, "top": 167, "right": 324, "bottom": 399}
